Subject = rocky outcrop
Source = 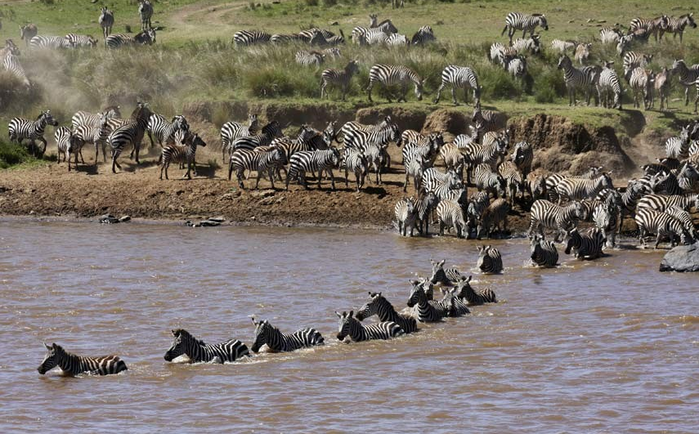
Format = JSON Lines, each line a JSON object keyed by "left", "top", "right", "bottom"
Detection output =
{"left": 659, "top": 243, "right": 699, "bottom": 272}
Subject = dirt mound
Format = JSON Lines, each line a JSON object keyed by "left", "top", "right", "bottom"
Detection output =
{"left": 421, "top": 109, "right": 471, "bottom": 141}
{"left": 355, "top": 106, "right": 429, "bottom": 132}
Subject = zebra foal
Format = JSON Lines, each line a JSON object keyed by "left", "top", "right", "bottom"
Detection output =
{"left": 164, "top": 329, "right": 249, "bottom": 364}
{"left": 250, "top": 318, "right": 324, "bottom": 353}
{"left": 336, "top": 310, "right": 404, "bottom": 342}
{"left": 38, "top": 343, "right": 127, "bottom": 376}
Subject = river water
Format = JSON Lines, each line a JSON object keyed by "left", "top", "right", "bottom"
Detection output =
{"left": 0, "top": 220, "right": 697, "bottom": 432}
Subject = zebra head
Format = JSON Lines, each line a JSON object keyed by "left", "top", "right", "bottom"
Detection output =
{"left": 355, "top": 292, "right": 382, "bottom": 321}
{"left": 428, "top": 259, "right": 447, "bottom": 285}
{"left": 368, "top": 14, "right": 378, "bottom": 27}
{"left": 687, "top": 13, "right": 697, "bottom": 29}
{"left": 407, "top": 278, "right": 429, "bottom": 307}
{"left": 250, "top": 317, "right": 272, "bottom": 353}
{"left": 164, "top": 328, "right": 201, "bottom": 361}
{"left": 454, "top": 275, "right": 473, "bottom": 300}
{"left": 598, "top": 172, "right": 614, "bottom": 190}
{"left": 172, "top": 115, "right": 190, "bottom": 133}
{"left": 39, "top": 110, "right": 59, "bottom": 127}
{"left": 5, "top": 39, "right": 20, "bottom": 55}
{"left": 570, "top": 201, "right": 586, "bottom": 220}
{"left": 37, "top": 342, "right": 63, "bottom": 374}
{"left": 335, "top": 310, "right": 355, "bottom": 341}
{"left": 557, "top": 55, "right": 571, "bottom": 70}
{"left": 564, "top": 229, "right": 581, "bottom": 254}
{"left": 616, "top": 36, "right": 632, "bottom": 55}
{"left": 248, "top": 113, "right": 259, "bottom": 130}
{"left": 323, "top": 121, "right": 338, "bottom": 146}
{"left": 534, "top": 14, "right": 549, "bottom": 31}
{"left": 415, "top": 79, "right": 424, "bottom": 101}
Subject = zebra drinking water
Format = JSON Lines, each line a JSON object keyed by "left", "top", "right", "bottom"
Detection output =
{"left": 250, "top": 318, "right": 324, "bottom": 353}
{"left": 38, "top": 343, "right": 127, "bottom": 376}
{"left": 164, "top": 329, "right": 249, "bottom": 363}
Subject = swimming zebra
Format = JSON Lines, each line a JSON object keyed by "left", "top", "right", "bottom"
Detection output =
{"left": 477, "top": 245, "right": 503, "bottom": 274}
{"left": 98, "top": 7, "right": 114, "bottom": 42}
{"left": 555, "top": 173, "right": 614, "bottom": 204}
{"left": 530, "top": 235, "right": 559, "bottom": 268}
{"left": 411, "top": 25, "right": 436, "bottom": 45}
{"left": 29, "top": 35, "right": 68, "bottom": 49}
{"left": 421, "top": 168, "right": 462, "bottom": 200}
{"left": 8, "top": 110, "right": 58, "bottom": 158}
{"left": 229, "top": 146, "right": 285, "bottom": 189}
{"left": 105, "top": 30, "right": 156, "bottom": 48}
{"left": 108, "top": 102, "right": 153, "bottom": 173}
{"left": 395, "top": 197, "right": 418, "bottom": 236}
{"left": 629, "top": 67, "right": 654, "bottom": 110}
{"left": 564, "top": 227, "right": 606, "bottom": 259}
{"left": 574, "top": 42, "right": 592, "bottom": 65}
{"left": 296, "top": 50, "right": 325, "bottom": 67}
{"left": 665, "top": 125, "right": 692, "bottom": 159}
{"left": 438, "top": 287, "right": 471, "bottom": 317}
{"left": 38, "top": 343, "right": 127, "bottom": 376}
{"left": 366, "top": 64, "right": 424, "bottom": 103}
{"left": 164, "top": 329, "right": 249, "bottom": 363}
{"left": 320, "top": 60, "right": 360, "bottom": 101}
{"left": 434, "top": 65, "right": 481, "bottom": 106}
{"left": 355, "top": 292, "right": 418, "bottom": 334}
{"left": 528, "top": 199, "right": 585, "bottom": 241}
{"left": 335, "top": 310, "right": 404, "bottom": 342}
{"left": 596, "top": 62, "right": 623, "bottom": 109}
{"left": 147, "top": 114, "right": 189, "bottom": 149}
{"left": 55, "top": 126, "right": 84, "bottom": 172}
{"left": 550, "top": 39, "right": 576, "bottom": 53}
{"left": 454, "top": 275, "right": 497, "bottom": 305}
{"left": 138, "top": 0, "right": 153, "bottom": 31}
{"left": 629, "top": 15, "right": 670, "bottom": 42}
{"left": 672, "top": 60, "right": 699, "bottom": 107}
{"left": 64, "top": 33, "right": 98, "bottom": 48}
{"left": 20, "top": 24, "right": 38, "bottom": 46}
{"left": 407, "top": 278, "right": 448, "bottom": 322}
{"left": 599, "top": 27, "right": 623, "bottom": 44}
{"left": 502, "top": 12, "right": 548, "bottom": 44}
{"left": 437, "top": 198, "right": 467, "bottom": 238}
{"left": 234, "top": 30, "right": 271, "bottom": 46}
{"left": 478, "top": 198, "right": 510, "bottom": 239}
{"left": 220, "top": 114, "right": 259, "bottom": 160}
{"left": 250, "top": 318, "right": 324, "bottom": 353}
{"left": 342, "top": 147, "right": 368, "bottom": 191}
{"left": 160, "top": 131, "right": 206, "bottom": 180}
{"left": 428, "top": 259, "right": 462, "bottom": 286}
{"left": 660, "top": 14, "right": 697, "bottom": 42}
{"left": 474, "top": 163, "right": 506, "bottom": 199}
{"left": 557, "top": 55, "right": 597, "bottom": 106}
{"left": 286, "top": 148, "right": 340, "bottom": 190}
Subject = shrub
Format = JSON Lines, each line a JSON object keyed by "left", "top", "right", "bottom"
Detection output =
{"left": 0, "top": 140, "right": 33, "bottom": 169}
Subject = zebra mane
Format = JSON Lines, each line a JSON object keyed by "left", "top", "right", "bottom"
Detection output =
{"left": 173, "top": 329, "right": 207, "bottom": 346}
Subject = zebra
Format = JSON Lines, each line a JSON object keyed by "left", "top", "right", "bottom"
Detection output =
{"left": 555, "top": 173, "right": 614, "bottom": 204}
{"left": 415, "top": 191, "right": 439, "bottom": 236}
{"left": 271, "top": 126, "right": 322, "bottom": 164}
{"left": 564, "top": 228, "right": 606, "bottom": 259}
{"left": 623, "top": 52, "right": 652, "bottom": 79}
{"left": 616, "top": 35, "right": 634, "bottom": 56}
{"left": 229, "top": 147, "right": 284, "bottom": 189}
{"left": 434, "top": 65, "right": 481, "bottom": 106}
{"left": 636, "top": 193, "right": 699, "bottom": 213}
{"left": 650, "top": 171, "right": 684, "bottom": 196}
{"left": 437, "top": 199, "right": 467, "bottom": 238}
{"left": 600, "top": 27, "right": 623, "bottom": 44}
{"left": 629, "top": 67, "right": 654, "bottom": 110}
{"left": 164, "top": 329, "right": 249, "bottom": 364}
{"left": 428, "top": 259, "right": 462, "bottom": 286}
{"left": 471, "top": 104, "right": 508, "bottom": 137}
{"left": 105, "top": 30, "right": 156, "bottom": 48}
{"left": 366, "top": 64, "right": 424, "bottom": 103}
{"left": 407, "top": 278, "right": 448, "bottom": 322}
{"left": 550, "top": 39, "right": 576, "bottom": 53}
{"left": 527, "top": 173, "right": 547, "bottom": 202}
{"left": 2, "top": 46, "right": 30, "bottom": 87}
{"left": 654, "top": 67, "right": 672, "bottom": 111}
{"left": 107, "top": 102, "right": 153, "bottom": 173}
{"left": 411, "top": 25, "right": 436, "bottom": 45}
{"left": 160, "top": 131, "right": 206, "bottom": 180}
{"left": 690, "top": 140, "right": 699, "bottom": 156}
{"left": 19, "top": 24, "right": 38, "bottom": 46}
{"left": 402, "top": 131, "right": 443, "bottom": 168}
{"left": 270, "top": 33, "right": 303, "bottom": 44}
{"left": 29, "top": 35, "right": 68, "bottom": 49}
{"left": 368, "top": 14, "right": 398, "bottom": 33}
{"left": 286, "top": 148, "right": 340, "bottom": 190}
{"left": 665, "top": 125, "right": 692, "bottom": 159}
{"left": 147, "top": 114, "right": 189, "bottom": 150}
{"left": 296, "top": 50, "right": 325, "bottom": 67}
{"left": 528, "top": 199, "right": 585, "bottom": 241}
{"left": 342, "top": 147, "right": 368, "bottom": 192}
{"left": 335, "top": 310, "right": 404, "bottom": 342}
{"left": 629, "top": 15, "right": 670, "bottom": 42}
{"left": 439, "top": 143, "right": 465, "bottom": 175}
{"left": 490, "top": 42, "right": 514, "bottom": 66}
{"left": 454, "top": 275, "right": 497, "bottom": 305}
{"left": 596, "top": 62, "right": 623, "bottom": 109}
{"left": 38, "top": 343, "right": 127, "bottom": 376}
{"left": 466, "top": 191, "right": 490, "bottom": 233}
{"left": 355, "top": 292, "right": 418, "bottom": 334}
{"left": 232, "top": 121, "right": 284, "bottom": 152}
{"left": 474, "top": 163, "right": 506, "bottom": 199}
{"left": 506, "top": 55, "right": 528, "bottom": 81}
{"left": 665, "top": 206, "right": 699, "bottom": 240}
{"left": 138, "top": 0, "right": 153, "bottom": 31}
{"left": 421, "top": 168, "right": 462, "bottom": 200}
{"left": 395, "top": 197, "right": 418, "bottom": 236}
{"left": 8, "top": 110, "right": 58, "bottom": 158}
{"left": 477, "top": 245, "right": 503, "bottom": 274}
{"left": 55, "top": 126, "right": 84, "bottom": 172}
{"left": 499, "top": 160, "right": 524, "bottom": 205}
{"left": 250, "top": 318, "right": 324, "bottom": 353}
{"left": 438, "top": 287, "right": 471, "bottom": 317}
{"left": 557, "top": 55, "right": 597, "bottom": 106}
{"left": 660, "top": 14, "right": 697, "bottom": 42}
{"left": 64, "top": 33, "right": 98, "bottom": 48}
{"left": 512, "top": 34, "right": 541, "bottom": 54}
{"left": 384, "top": 33, "right": 410, "bottom": 46}
{"left": 574, "top": 42, "right": 592, "bottom": 65}
{"left": 73, "top": 113, "right": 111, "bottom": 165}
{"left": 530, "top": 235, "right": 559, "bottom": 268}
{"left": 462, "top": 135, "right": 508, "bottom": 184}
{"left": 404, "top": 154, "right": 426, "bottom": 192}
{"left": 478, "top": 198, "right": 510, "bottom": 239}
{"left": 343, "top": 126, "right": 399, "bottom": 184}
{"left": 672, "top": 60, "right": 699, "bottom": 107}
{"left": 234, "top": 30, "right": 271, "bottom": 46}
{"left": 502, "top": 12, "right": 549, "bottom": 44}
{"left": 510, "top": 141, "right": 533, "bottom": 178}
{"left": 593, "top": 201, "right": 618, "bottom": 249}
{"left": 220, "top": 114, "right": 259, "bottom": 160}
{"left": 320, "top": 60, "right": 360, "bottom": 101}
{"left": 635, "top": 208, "right": 693, "bottom": 248}
{"left": 98, "top": 7, "right": 114, "bottom": 43}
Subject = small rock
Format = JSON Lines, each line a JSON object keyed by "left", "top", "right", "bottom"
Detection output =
{"left": 329, "top": 21, "right": 338, "bottom": 26}
{"left": 208, "top": 216, "right": 226, "bottom": 222}
{"left": 119, "top": 215, "right": 131, "bottom": 222}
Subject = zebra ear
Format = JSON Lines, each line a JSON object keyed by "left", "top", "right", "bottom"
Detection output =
{"left": 171, "top": 329, "right": 177, "bottom": 336}
{"left": 466, "top": 275, "right": 472, "bottom": 283}
{"left": 335, "top": 311, "right": 342, "bottom": 318}
{"left": 438, "top": 259, "right": 445, "bottom": 267}
{"left": 349, "top": 310, "right": 354, "bottom": 318}
{"left": 44, "top": 342, "right": 51, "bottom": 350}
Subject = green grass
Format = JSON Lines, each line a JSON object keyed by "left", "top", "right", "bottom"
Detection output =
{"left": 0, "top": 139, "right": 34, "bottom": 169}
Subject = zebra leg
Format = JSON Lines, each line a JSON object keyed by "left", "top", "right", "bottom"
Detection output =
{"left": 184, "top": 161, "right": 192, "bottom": 180}
{"left": 367, "top": 82, "right": 374, "bottom": 103}
{"left": 329, "top": 169, "right": 336, "bottom": 191}
{"left": 433, "top": 83, "right": 445, "bottom": 104}
{"left": 399, "top": 84, "right": 408, "bottom": 103}
{"left": 345, "top": 166, "right": 349, "bottom": 188}
{"left": 39, "top": 138, "right": 47, "bottom": 158}
{"left": 404, "top": 172, "right": 409, "bottom": 192}
{"left": 159, "top": 161, "right": 165, "bottom": 180}
{"left": 255, "top": 170, "right": 263, "bottom": 189}
{"left": 685, "top": 87, "right": 689, "bottom": 106}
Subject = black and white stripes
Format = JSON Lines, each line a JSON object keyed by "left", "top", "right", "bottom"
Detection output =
{"left": 8, "top": 110, "right": 58, "bottom": 157}
{"left": 502, "top": 12, "right": 549, "bottom": 44}
{"left": 335, "top": 310, "right": 404, "bottom": 341}
{"left": 366, "top": 64, "right": 424, "bottom": 103}
{"left": 164, "top": 329, "right": 249, "bottom": 363}
{"left": 433, "top": 65, "right": 481, "bottom": 106}
{"left": 38, "top": 343, "right": 127, "bottom": 376}
{"left": 557, "top": 55, "right": 597, "bottom": 106}
{"left": 250, "top": 318, "right": 324, "bottom": 353}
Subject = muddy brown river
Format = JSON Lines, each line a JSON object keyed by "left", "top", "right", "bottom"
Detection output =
{"left": 0, "top": 219, "right": 697, "bottom": 432}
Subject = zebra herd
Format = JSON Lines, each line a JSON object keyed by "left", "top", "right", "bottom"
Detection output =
{"left": 37, "top": 258, "right": 499, "bottom": 377}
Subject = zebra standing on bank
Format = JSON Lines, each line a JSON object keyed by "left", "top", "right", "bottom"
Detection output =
{"left": 422, "top": 168, "right": 462, "bottom": 200}
{"left": 672, "top": 59, "right": 699, "bottom": 107}
{"left": 250, "top": 318, "right": 324, "bottom": 353}
{"left": 433, "top": 65, "right": 481, "bottom": 106}
{"left": 623, "top": 52, "right": 652, "bottom": 79}
{"left": 499, "top": 160, "right": 524, "bottom": 205}
{"left": 38, "top": 343, "right": 127, "bottom": 376}
{"left": 555, "top": 173, "right": 614, "bottom": 204}
{"left": 478, "top": 198, "right": 510, "bottom": 239}
{"left": 510, "top": 141, "right": 533, "bottom": 178}
{"left": 320, "top": 60, "right": 360, "bottom": 101}
{"left": 477, "top": 245, "right": 503, "bottom": 274}
{"left": 411, "top": 26, "right": 436, "bottom": 45}
{"left": 428, "top": 259, "right": 462, "bottom": 286}
{"left": 501, "top": 12, "right": 549, "bottom": 44}
{"left": 530, "top": 235, "right": 559, "bottom": 268}
{"left": 343, "top": 126, "right": 399, "bottom": 184}
{"left": 550, "top": 39, "right": 576, "bottom": 53}
{"left": 8, "top": 110, "right": 58, "bottom": 158}
{"left": 147, "top": 114, "right": 189, "bottom": 149}
{"left": 64, "top": 33, "right": 98, "bottom": 48}
{"left": 232, "top": 121, "right": 283, "bottom": 152}
{"left": 108, "top": 102, "right": 152, "bottom": 173}
{"left": 335, "top": 310, "right": 404, "bottom": 342}
{"left": 138, "top": 0, "right": 153, "bottom": 31}
{"left": 73, "top": 112, "right": 111, "bottom": 165}
{"left": 454, "top": 275, "right": 497, "bottom": 305}
{"left": 404, "top": 154, "right": 426, "bottom": 192}
{"left": 55, "top": 126, "right": 83, "bottom": 172}
{"left": 472, "top": 104, "right": 508, "bottom": 136}
{"left": 160, "top": 131, "right": 206, "bottom": 180}
{"left": 629, "top": 67, "right": 654, "bottom": 110}
{"left": 596, "top": 61, "right": 623, "bottom": 109}
{"left": 229, "top": 146, "right": 284, "bottom": 189}
{"left": 285, "top": 148, "right": 340, "bottom": 190}
{"left": 474, "top": 163, "right": 506, "bottom": 199}
{"left": 220, "top": 114, "right": 259, "bottom": 160}
{"left": 661, "top": 13, "right": 697, "bottom": 42}
{"left": 558, "top": 54, "right": 597, "bottom": 106}
{"left": 164, "top": 329, "right": 249, "bottom": 363}
{"left": 342, "top": 147, "right": 369, "bottom": 191}
{"left": 2, "top": 41, "right": 30, "bottom": 87}
{"left": 636, "top": 193, "right": 699, "bottom": 213}
{"left": 528, "top": 199, "right": 585, "bottom": 241}
{"left": 506, "top": 55, "right": 528, "bottom": 80}
{"left": 98, "top": 7, "right": 114, "bottom": 43}
{"left": 366, "top": 64, "right": 424, "bottom": 103}
{"left": 395, "top": 197, "right": 418, "bottom": 236}
{"left": 629, "top": 15, "right": 670, "bottom": 41}
{"left": 654, "top": 67, "right": 672, "bottom": 110}
{"left": 437, "top": 198, "right": 468, "bottom": 238}
{"left": 512, "top": 34, "right": 541, "bottom": 54}
{"left": 20, "top": 24, "right": 38, "bottom": 46}
{"left": 564, "top": 228, "right": 606, "bottom": 259}
{"left": 355, "top": 292, "right": 418, "bottom": 334}
{"left": 407, "top": 279, "right": 449, "bottom": 322}
{"left": 233, "top": 30, "right": 271, "bottom": 46}
{"left": 665, "top": 125, "right": 692, "bottom": 159}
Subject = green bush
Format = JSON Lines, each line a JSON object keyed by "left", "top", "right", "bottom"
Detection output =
{"left": 0, "top": 140, "right": 33, "bottom": 169}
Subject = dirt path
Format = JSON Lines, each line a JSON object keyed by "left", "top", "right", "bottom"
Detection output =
{"left": 168, "top": 1, "right": 249, "bottom": 30}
